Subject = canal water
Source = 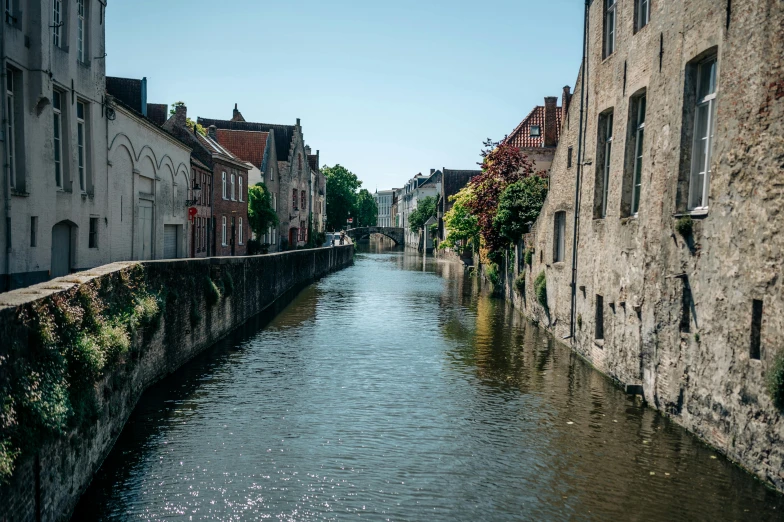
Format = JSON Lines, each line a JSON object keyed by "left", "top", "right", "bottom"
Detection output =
{"left": 74, "top": 241, "right": 784, "bottom": 521}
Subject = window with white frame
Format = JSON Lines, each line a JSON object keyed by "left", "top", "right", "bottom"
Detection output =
{"left": 631, "top": 94, "right": 646, "bottom": 215}
{"left": 636, "top": 0, "right": 650, "bottom": 32}
{"left": 77, "top": 0, "right": 86, "bottom": 62}
{"left": 5, "top": 0, "right": 13, "bottom": 25}
{"left": 688, "top": 56, "right": 717, "bottom": 210}
{"left": 222, "top": 216, "right": 227, "bottom": 245}
{"left": 53, "top": 0, "right": 63, "bottom": 48}
{"left": 6, "top": 67, "right": 15, "bottom": 189}
{"left": 553, "top": 211, "right": 566, "bottom": 262}
{"left": 238, "top": 176, "right": 243, "bottom": 201}
{"left": 53, "top": 90, "right": 63, "bottom": 188}
{"left": 604, "top": 0, "right": 616, "bottom": 58}
{"left": 595, "top": 110, "right": 613, "bottom": 218}
{"left": 77, "top": 101, "right": 87, "bottom": 192}
{"left": 222, "top": 171, "right": 227, "bottom": 199}
{"left": 238, "top": 217, "right": 244, "bottom": 244}
{"left": 230, "top": 173, "right": 235, "bottom": 200}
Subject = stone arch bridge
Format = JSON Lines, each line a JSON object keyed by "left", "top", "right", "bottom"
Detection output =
{"left": 345, "top": 227, "right": 404, "bottom": 246}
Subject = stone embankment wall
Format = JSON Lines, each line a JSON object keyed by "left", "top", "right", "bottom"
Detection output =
{"left": 0, "top": 246, "right": 353, "bottom": 522}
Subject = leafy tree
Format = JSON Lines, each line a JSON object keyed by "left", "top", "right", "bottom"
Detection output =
{"left": 169, "top": 101, "right": 206, "bottom": 136}
{"left": 441, "top": 185, "right": 479, "bottom": 254}
{"left": 493, "top": 175, "right": 549, "bottom": 245}
{"left": 247, "top": 183, "right": 278, "bottom": 238}
{"left": 355, "top": 189, "right": 378, "bottom": 227}
{"left": 408, "top": 196, "right": 437, "bottom": 232}
{"left": 467, "top": 139, "right": 538, "bottom": 260}
{"left": 323, "top": 164, "right": 361, "bottom": 230}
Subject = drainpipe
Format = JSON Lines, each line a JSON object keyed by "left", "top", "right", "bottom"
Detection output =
{"left": 569, "top": 0, "right": 590, "bottom": 340}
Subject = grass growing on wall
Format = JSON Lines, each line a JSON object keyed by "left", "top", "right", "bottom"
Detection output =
{"left": 514, "top": 272, "right": 525, "bottom": 294}
{"left": 534, "top": 271, "right": 548, "bottom": 312}
{"left": 486, "top": 263, "right": 500, "bottom": 286}
{"left": 768, "top": 351, "right": 784, "bottom": 411}
{"left": 0, "top": 265, "right": 164, "bottom": 483}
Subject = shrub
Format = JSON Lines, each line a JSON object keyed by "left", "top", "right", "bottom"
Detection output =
{"left": 768, "top": 351, "right": 784, "bottom": 410}
{"left": 204, "top": 276, "right": 221, "bottom": 307}
{"left": 486, "top": 263, "right": 500, "bottom": 286}
{"left": 514, "top": 272, "right": 525, "bottom": 294}
{"left": 534, "top": 271, "right": 548, "bottom": 311}
{"left": 493, "top": 176, "right": 549, "bottom": 245}
{"left": 524, "top": 248, "right": 533, "bottom": 266}
{"left": 135, "top": 294, "right": 162, "bottom": 329}
{"left": 675, "top": 216, "right": 694, "bottom": 237}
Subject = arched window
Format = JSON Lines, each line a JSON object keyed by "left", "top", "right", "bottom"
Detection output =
{"left": 293, "top": 188, "right": 298, "bottom": 209}
{"left": 230, "top": 173, "right": 236, "bottom": 200}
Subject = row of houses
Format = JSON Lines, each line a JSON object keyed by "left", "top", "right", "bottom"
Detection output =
{"left": 0, "top": 0, "right": 326, "bottom": 291}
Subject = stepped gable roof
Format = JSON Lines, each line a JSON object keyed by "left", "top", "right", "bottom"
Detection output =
{"left": 197, "top": 117, "right": 295, "bottom": 161}
{"left": 503, "top": 105, "right": 562, "bottom": 149}
{"left": 214, "top": 129, "right": 269, "bottom": 168}
{"left": 307, "top": 154, "right": 319, "bottom": 172}
{"left": 106, "top": 77, "right": 143, "bottom": 112}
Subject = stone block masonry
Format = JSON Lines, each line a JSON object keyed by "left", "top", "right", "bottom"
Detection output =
{"left": 0, "top": 246, "right": 353, "bottom": 522}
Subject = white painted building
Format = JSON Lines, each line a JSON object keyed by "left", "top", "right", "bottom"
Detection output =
{"left": 399, "top": 170, "right": 441, "bottom": 247}
{"left": 373, "top": 189, "right": 394, "bottom": 227}
{"left": 106, "top": 93, "right": 193, "bottom": 262}
{"left": 1, "top": 0, "right": 110, "bottom": 290}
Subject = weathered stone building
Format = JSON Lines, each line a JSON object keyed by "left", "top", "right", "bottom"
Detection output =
{"left": 1, "top": 0, "right": 110, "bottom": 289}
{"left": 515, "top": 0, "right": 784, "bottom": 491}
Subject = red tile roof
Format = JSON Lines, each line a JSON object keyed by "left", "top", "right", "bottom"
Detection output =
{"left": 214, "top": 129, "right": 269, "bottom": 168}
{"left": 504, "top": 105, "right": 562, "bottom": 149}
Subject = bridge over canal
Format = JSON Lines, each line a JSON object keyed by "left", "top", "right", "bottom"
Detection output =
{"left": 346, "top": 226, "right": 404, "bottom": 246}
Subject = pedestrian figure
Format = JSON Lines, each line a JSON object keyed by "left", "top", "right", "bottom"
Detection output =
{"left": 340, "top": 232, "right": 345, "bottom": 245}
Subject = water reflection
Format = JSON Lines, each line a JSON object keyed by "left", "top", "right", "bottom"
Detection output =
{"left": 73, "top": 239, "right": 783, "bottom": 521}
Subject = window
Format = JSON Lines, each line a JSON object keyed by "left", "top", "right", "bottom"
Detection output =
{"left": 221, "top": 216, "right": 227, "bottom": 245}
{"left": 594, "top": 111, "right": 614, "bottom": 218}
{"left": 5, "top": 0, "right": 13, "bottom": 25}
{"left": 750, "top": 300, "right": 763, "bottom": 360}
{"left": 30, "top": 216, "right": 37, "bottom": 247}
{"left": 238, "top": 217, "right": 244, "bottom": 245}
{"left": 595, "top": 295, "right": 605, "bottom": 340}
{"left": 6, "top": 67, "right": 15, "bottom": 189}
{"left": 273, "top": 194, "right": 277, "bottom": 211}
{"left": 238, "top": 176, "right": 243, "bottom": 202}
{"left": 301, "top": 190, "right": 306, "bottom": 210}
{"left": 293, "top": 188, "right": 298, "bottom": 209}
{"left": 688, "top": 56, "right": 718, "bottom": 210}
{"left": 635, "top": 0, "right": 650, "bottom": 32}
{"left": 604, "top": 0, "right": 616, "bottom": 58}
{"left": 52, "top": 0, "right": 63, "bottom": 48}
{"left": 300, "top": 220, "right": 306, "bottom": 242}
{"left": 89, "top": 217, "right": 98, "bottom": 248}
{"left": 630, "top": 95, "right": 646, "bottom": 215}
{"left": 77, "top": 0, "right": 86, "bottom": 62}
{"left": 530, "top": 125, "right": 541, "bottom": 137}
{"left": 230, "top": 173, "right": 235, "bottom": 200}
{"left": 77, "top": 101, "right": 87, "bottom": 192}
{"left": 222, "top": 171, "right": 227, "bottom": 199}
{"left": 553, "top": 211, "right": 566, "bottom": 262}
{"left": 567, "top": 146, "right": 573, "bottom": 168}
{"left": 53, "top": 90, "right": 63, "bottom": 188}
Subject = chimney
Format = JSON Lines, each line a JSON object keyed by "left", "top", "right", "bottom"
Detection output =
{"left": 208, "top": 125, "right": 217, "bottom": 140}
{"left": 305, "top": 145, "right": 312, "bottom": 155}
{"left": 141, "top": 77, "right": 148, "bottom": 116}
{"left": 174, "top": 103, "right": 187, "bottom": 128}
{"left": 430, "top": 169, "right": 435, "bottom": 175}
{"left": 544, "top": 96, "right": 558, "bottom": 148}
{"left": 561, "top": 86, "right": 572, "bottom": 122}
{"left": 296, "top": 118, "right": 301, "bottom": 126}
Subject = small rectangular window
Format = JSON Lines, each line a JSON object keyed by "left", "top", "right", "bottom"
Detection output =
{"left": 6, "top": 66, "right": 16, "bottom": 189}
{"left": 89, "top": 217, "right": 98, "bottom": 248}
{"left": 222, "top": 216, "right": 227, "bottom": 245}
{"left": 688, "top": 56, "right": 718, "bottom": 210}
{"left": 530, "top": 125, "right": 541, "bottom": 137}
{"left": 77, "top": 0, "right": 85, "bottom": 62}
{"left": 238, "top": 217, "right": 244, "bottom": 245}
{"left": 604, "top": 0, "right": 617, "bottom": 58}
{"left": 553, "top": 211, "right": 566, "bottom": 262}
{"left": 635, "top": 0, "right": 650, "bottom": 32}
{"left": 5, "top": 0, "right": 13, "bottom": 25}
{"left": 567, "top": 146, "right": 573, "bottom": 168}
{"left": 53, "top": 90, "right": 63, "bottom": 188}
{"left": 230, "top": 173, "right": 235, "bottom": 200}
{"left": 595, "top": 295, "right": 605, "bottom": 340}
{"left": 52, "top": 0, "right": 63, "bottom": 48}
{"left": 77, "top": 101, "right": 87, "bottom": 192}
{"left": 750, "top": 299, "right": 763, "bottom": 360}
{"left": 594, "top": 111, "right": 614, "bottom": 218}
{"left": 631, "top": 95, "right": 646, "bottom": 215}
{"left": 238, "top": 176, "right": 243, "bottom": 202}
{"left": 222, "top": 171, "right": 227, "bottom": 199}
{"left": 30, "top": 216, "right": 37, "bottom": 247}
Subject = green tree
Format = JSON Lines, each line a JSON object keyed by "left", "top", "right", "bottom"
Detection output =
{"left": 408, "top": 196, "right": 437, "bottom": 232}
{"left": 441, "top": 186, "right": 479, "bottom": 254}
{"left": 247, "top": 183, "right": 279, "bottom": 238}
{"left": 492, "top": 176, "right": 549, "bottom": 244}
{"left": 323, "top": 164, "right": 361, "bottom": 230}
{"left": 169, "top": 101, "right": 206, "bottom": 136}
{"left": 355, "top": 189, "right": 378, "bottom": 227}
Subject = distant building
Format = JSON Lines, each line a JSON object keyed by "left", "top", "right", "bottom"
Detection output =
{"left": 437, "top": 169, "right": 480, "bottom": 242}
{"left": 400, "top": 170, "right": 441, "bottom": 247}
{"left": 503, "top": 93, "right": 567, "bottom": 174}
{"left": 374, "top": 189, "right": 395, "bottom": 227}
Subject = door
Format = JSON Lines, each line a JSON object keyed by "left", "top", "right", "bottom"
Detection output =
{"left": 138, "top": 200, "right": 154, "bottom": 260}
{"left": 163, "top": 225, "right": 178, "bottom": 259}
{"left": 51, "top": 221, "right": 71, "bottom": 278}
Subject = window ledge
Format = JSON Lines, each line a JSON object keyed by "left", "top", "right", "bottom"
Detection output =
{"left": 78, "top": 60, "right": 91, "bottom": 68}
{"left": 673, "top": 209, "right": 709, "bottom": 219}
{"left": 11, "top": 189, "right": 29, "bottom": 197}
{"left": 552, "top": 261, "right": 566, "bottom": 269}
{"left": 594, "top": 339, "right": 605, "bottom": 348}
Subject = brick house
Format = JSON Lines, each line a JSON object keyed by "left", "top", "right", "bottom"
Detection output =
{"left": 199, "top": 108, "right": 314, "bottom": 250}
{"left": 164, "top": 105, "right": 249, "bottom": 257}
{"left": 502, "top": 93, "right": 566, "bottom": 174}
{"left": 189, "top": 157, "right": 212, "bottom": 258}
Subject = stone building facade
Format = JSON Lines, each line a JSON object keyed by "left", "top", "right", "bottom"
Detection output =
{"left": 199, "top": 110, "right": 314, "bottom": 250}
{"left": 515, "top": 0, "right": 784, "bottom": 491}
{"left": 1, "top": 0, "right": 110, "bottom": 289}
{"left": 307, "top": 147, "right": 326, "bottom": 235}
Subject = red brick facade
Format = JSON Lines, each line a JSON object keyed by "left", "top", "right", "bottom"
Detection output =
{"left": 210, "top": 156, "right": 249, "bottom": 257}
{"left": 190, "top": 159, "right": 212, "bottom": 258}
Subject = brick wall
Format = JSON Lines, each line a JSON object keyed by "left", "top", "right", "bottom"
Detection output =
{"left": 0, "top": 246, "right": 354, "bottom": 522}
{"left": 211, "top": 158, "right": 250, "bottom": 257}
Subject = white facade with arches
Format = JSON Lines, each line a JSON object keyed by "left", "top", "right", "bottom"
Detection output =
{"left": 108, "top": 104, "right": 192, "bottom": 262}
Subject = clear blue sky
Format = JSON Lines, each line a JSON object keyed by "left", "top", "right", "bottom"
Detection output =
{"left": 107, "top": 0, "right": 583, "bottom": 191}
